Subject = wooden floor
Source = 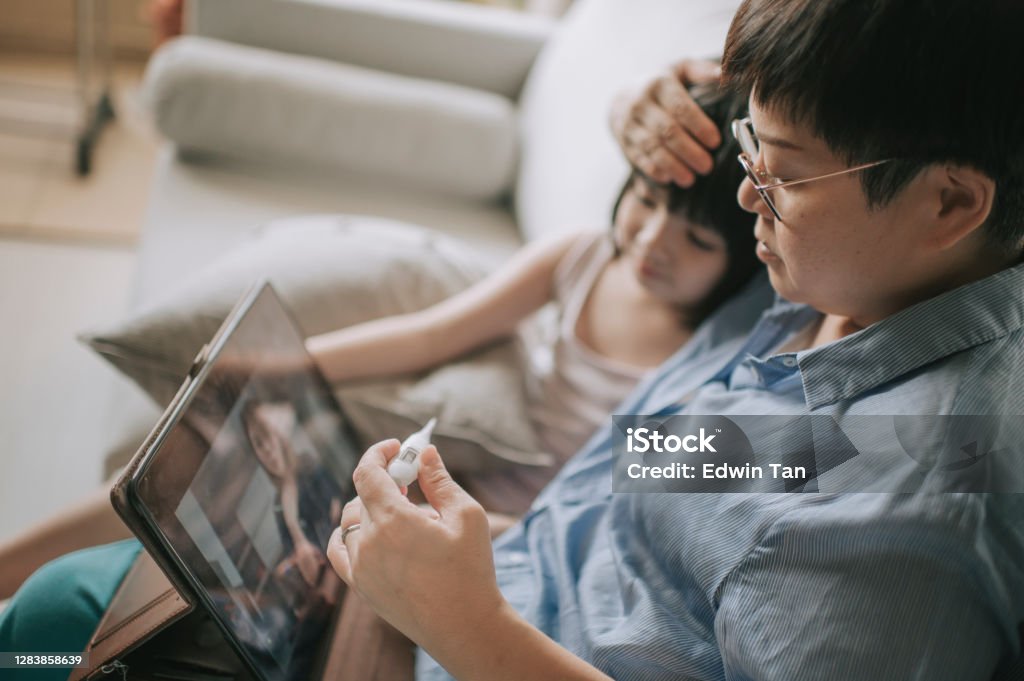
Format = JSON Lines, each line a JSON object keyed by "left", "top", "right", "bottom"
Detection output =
{"left": 0, "top": 51, "right": 158, "bottom": 246}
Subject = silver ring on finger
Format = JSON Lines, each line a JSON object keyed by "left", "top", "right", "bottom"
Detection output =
{"left": 340, "top": 523, "right": 361, "bottom": 545}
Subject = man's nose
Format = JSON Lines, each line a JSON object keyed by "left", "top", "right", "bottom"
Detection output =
{"left": 737, "top": 176, "right": 772, "bottom": 220}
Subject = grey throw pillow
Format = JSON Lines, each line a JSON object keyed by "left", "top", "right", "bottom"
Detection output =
{"left": 80, "top": 214, "right": 551, "bottom": 473}
{"left": 336, "top": 341, "right": 554, "bottom": 470}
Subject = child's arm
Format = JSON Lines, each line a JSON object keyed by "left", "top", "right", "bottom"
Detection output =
{"left": 307, "top": 231, "right": 585, "bottom": 383}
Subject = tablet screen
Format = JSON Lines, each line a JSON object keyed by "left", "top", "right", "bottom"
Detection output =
{"left": 133, "top": 284, "right": 360, "bottom": 681}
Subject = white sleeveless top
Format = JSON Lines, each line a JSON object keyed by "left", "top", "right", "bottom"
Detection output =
{"left": 469, "top": 231, "right": 650, "bottom": 514}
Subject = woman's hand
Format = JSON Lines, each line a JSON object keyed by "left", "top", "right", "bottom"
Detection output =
{"left": 610, "top": 59, "right": 724, "bottom": 187}
{"left": 293, "top": 538, "right": 326, "bottom": 586}
{"left": 327, "top": 441, "right": 506, "bottom": 655}
{"left": 274, "top": 537, "right": 325, "bottom": 587}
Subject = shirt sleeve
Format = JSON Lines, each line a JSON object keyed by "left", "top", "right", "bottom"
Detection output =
{"left": 713, "top": 499, "right": 1013, "bottom": 681}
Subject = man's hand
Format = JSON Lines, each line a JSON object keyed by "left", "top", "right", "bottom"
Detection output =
{"left": 610, "top": 59, "right": 724, "bottom": 187}
{"left": 327, "top": 441, "right": 506, "bottom": 654}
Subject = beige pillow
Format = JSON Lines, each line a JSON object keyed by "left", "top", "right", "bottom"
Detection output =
{"left": 80, "top": 214, "right": 552, "bottom": 472}
{"left": 336, "top": 342, "right": 554, "bottom": 469}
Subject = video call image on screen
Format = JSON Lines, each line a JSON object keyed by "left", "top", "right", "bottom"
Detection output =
{"left": 164, "top": 309, "right": 360, "bottom": 679}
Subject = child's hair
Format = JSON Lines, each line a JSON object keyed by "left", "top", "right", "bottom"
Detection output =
{"left": 723, "top": 0, "right": 1024, "bottom": 256}
{"left": 611, "top": 81, "right": 758, "bottom": 327}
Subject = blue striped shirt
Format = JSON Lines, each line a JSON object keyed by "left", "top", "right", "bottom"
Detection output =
{"left": 418, "top": 264, "right": 1024, "bottom": 680}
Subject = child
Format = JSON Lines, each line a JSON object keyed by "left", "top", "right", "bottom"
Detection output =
{"left": 306, "top": 82, "right": 759, "bottom": 513}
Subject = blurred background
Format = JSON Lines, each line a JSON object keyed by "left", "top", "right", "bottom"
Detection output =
{"left": 0, "top": 0, "right": 159, "bottom": 544}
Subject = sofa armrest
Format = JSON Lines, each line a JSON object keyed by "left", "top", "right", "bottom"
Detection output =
{"left": 144, "top": 37, "right": 519, "bottom": 201}
{"left": 186, "top": 0, "right": 556, "bottom": 99}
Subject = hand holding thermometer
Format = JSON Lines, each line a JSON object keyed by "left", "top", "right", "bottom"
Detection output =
{"left": 387, "top": 417, "right": 437, "bottom": 487}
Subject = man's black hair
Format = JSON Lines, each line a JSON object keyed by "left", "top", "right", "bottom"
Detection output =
{"left": 722, "top": 0, "right": 1024, "bottom": 255}
{"left": 611, "top": 82, "right": 759, "bottom": 327}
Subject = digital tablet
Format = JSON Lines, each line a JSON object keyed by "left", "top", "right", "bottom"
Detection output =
{"left": 117, "top": 282, "right": 361, "bottom": 681}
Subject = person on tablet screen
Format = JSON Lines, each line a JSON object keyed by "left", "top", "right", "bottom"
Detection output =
{"left": 240, "top": 399, "right": 342, "bottom": 588}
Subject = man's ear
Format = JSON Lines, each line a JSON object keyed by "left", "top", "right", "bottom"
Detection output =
{"left": 930, "top": 164, "right": 996, "bottom": 250}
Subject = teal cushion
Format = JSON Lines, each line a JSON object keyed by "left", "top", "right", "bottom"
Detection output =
{"left": 0, "top": 539, "right": 141, "bottom": 680}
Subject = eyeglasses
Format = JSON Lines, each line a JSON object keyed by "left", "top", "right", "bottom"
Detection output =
{"left": 731, "top": 117, "right": 892, "bottom": 222}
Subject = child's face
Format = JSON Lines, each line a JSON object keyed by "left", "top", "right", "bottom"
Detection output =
{"left": 737, "top": 97, "right": 946, "bottom": 324}
{"left": 614, "top": 175, "right": 730, "bottom": 308}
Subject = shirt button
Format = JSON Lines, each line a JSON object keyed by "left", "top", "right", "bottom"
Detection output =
{"left": 782, "top": 357, "right": 797, "bottom": 368}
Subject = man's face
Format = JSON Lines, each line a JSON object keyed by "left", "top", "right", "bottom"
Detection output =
{"left": 737, "top": 98, "right": 938, "bottom": 323}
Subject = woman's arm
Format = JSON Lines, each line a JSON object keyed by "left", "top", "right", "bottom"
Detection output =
{"left": 278, "top": 478, "right": 306, "bottom": 547}
{"left": 306, "top": 231, "right": 583, "bottom": 384}
{"left": 277, "top": 478, "right": 326, "bottom": 585}
{"left": 327, "top": 442, "right": 612, "bottom": 681}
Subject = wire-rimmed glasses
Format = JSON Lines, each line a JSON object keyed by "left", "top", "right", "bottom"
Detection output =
{"left": 731, "top": 116, "right": 892, "bottom": 221}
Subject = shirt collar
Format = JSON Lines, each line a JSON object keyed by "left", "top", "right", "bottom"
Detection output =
{"left": 798, "top": 262, "right": 1024, "bottom": 408}
{"left": 702, "top": 297, "right": 820, "bottom": 388}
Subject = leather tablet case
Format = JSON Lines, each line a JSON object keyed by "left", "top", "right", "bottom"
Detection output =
{"left": 71, "top": 291, "right": 415, "bottom": 680}
{"left": 72, "top": 379, "right": 414, "bottom": 681}
{"left": 67, "top": 549, "right": 247, "bottom": 681}
{"left": 69, "top": 545, "right": 415, "bottom": 681}
{"left": 70, "top": 372, "right": 262, "bottom": 681}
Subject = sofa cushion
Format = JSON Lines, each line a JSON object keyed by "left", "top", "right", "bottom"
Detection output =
{"left": 191, "top": 0, "right": 554, "bottom": 99}
{"left": 516, "top": 0, "right": 742, "bottom": 240}
{"left": 80, "top": 214, "right": 551, "bottom": 473}
{"left": 145, "top": 36, "right": 519, "bottom": 201}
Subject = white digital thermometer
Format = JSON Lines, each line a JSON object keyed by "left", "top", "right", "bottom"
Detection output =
{"left": 387, "top": 417, "right": 437, "bottom": 487}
